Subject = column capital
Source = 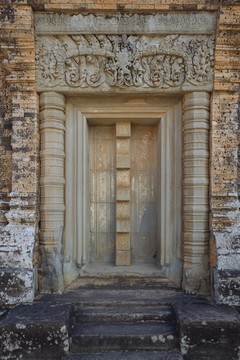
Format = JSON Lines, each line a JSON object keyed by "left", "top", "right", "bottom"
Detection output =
{"left": 39, "top": 92, "right": 65, "bottom": 110}
{"left": 183, "top": 92, "right": 211, "bottom": 110}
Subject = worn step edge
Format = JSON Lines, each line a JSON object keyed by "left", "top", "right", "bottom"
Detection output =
{"left": 69, "top": 280, "right": 176, "bottom": 290}
{"left": 64, "top": 350, "right": 183, "bottom": 359}
{"left": 71, "top": 300, "right": 173, "bottom": 307}
{"left": 71, "top": 322, "right": 178, "bottom": 352}
{"left": 74, "top": 306, "right": 174, "bottom": 324}
{"left": 78, "top": 273, "right": 170, "bottom": 280}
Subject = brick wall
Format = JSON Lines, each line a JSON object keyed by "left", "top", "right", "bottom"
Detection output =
{"left": 0, "top": 3, "right": 39, "bottom": 304}
{"left": 210, "top": 3, "right": 240, "bottom": 305}
{"left": 0, "top": 0, "right": 220, "bottom": 11}
{"left": 0, "top": 37, "right": 12, "bottom": 227}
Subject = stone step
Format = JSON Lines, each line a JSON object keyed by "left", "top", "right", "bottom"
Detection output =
{"left": 71, "top": 322, "right": 178, "bottom": 352}
{"left": 73, "top": 275, "right": 174, "bottom": 289}
{"left": 39, "top": 287, "right": 181, "bottom": 306}
{"left": 64, "top": 350, "right": 183, "bottom": 359}
{"left": 0, "top": 303, "right": 73, "bottom": 360}
{"left": 73, "top": 280, "right": 175, "bottom": 290}
{"left": 74, "top": 305, "right": 174, "bottom": 324}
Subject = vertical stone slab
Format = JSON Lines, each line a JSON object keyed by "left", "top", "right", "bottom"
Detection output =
{"left": 116, "top": 122, "right": 131, "bottom": 266}
{"left": 182, "top": 92, "right": 210, "bottom": 295}
{"left": 39, "top": 92, "right": 65, "bottom": 292}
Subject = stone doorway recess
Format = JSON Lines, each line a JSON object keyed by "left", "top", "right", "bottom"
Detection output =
{"left": 62, "top": 96, "right": 183, "bottom": 286}
{"left": 39, "top": 92, "right": 210, "bottom": 294}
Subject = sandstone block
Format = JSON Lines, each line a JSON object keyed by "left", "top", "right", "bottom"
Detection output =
{"left": 116, "top": 122, "right": 131, "bottom": 137}
{"left": 116, "top": 233, "right": 130, "bottom": 251}
{"left": 116, "top": 250, "right": 131, "bottom": 266}
{"left": 116, "top": 155, "right": 130, "bottom": 169}
{"left": 117, "top": 170, "right": 130, "bottom": 187}
{"left": 116, "top": 202, "right": 130, "bottom": 218}
{"left": 116, "top": 187, "right": 131, "bottom": 201}
{"left": 116, "top": 218, "right": 130, "bottom": 233}
{"left": 116, "top": 138, "right": 131, "bottom": 155}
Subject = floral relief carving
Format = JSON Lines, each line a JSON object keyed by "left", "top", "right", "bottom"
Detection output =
{"left": 36, "top": 41, "right": 65, "bottom": 87}
{"left": 35, "top": 34, "right": 214, "bottom": 89}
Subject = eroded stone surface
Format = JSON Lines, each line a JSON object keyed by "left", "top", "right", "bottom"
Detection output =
{"left": 0, "top": 268, "right": 34, "bottom": 305}
{"left": 71, "top": 322, "right": 178, "bottom": 352}
{"left": 34, "top": 12, "right": 217, "bottom": 35}
{"left": 0, "top": 4, "right": 39, "bottom": 306}
{"left": 0, "top": 303, "right": 73, "bottom": 360}
{"left": 64, "top": 350, "right": 183, "bottom": 360}
{"left": 175, "top": 301, "right": 240, "bottom": 359}
{"left": 210, "top": 5, "right": 240, "bottom": 306}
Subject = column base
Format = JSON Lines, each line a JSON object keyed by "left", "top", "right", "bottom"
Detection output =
{"left": 39, "top": 246, "right": 64, "bottom": 293}
{"left": 182, "top": 259, "right": 210, "bottom": 296}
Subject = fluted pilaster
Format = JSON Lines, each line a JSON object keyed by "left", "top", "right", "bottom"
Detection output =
{"left": 39, "top": 92, "right": 65, "bottom": 292}
{"left": 182, "top": 91, "right": 210, "bottom": 294}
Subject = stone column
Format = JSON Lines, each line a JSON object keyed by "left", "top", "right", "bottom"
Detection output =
{"left": 116, "top": 121, "right": 131, "bottom": 266}
{"left": 39, "top": 92, "right": 65, "bottom": 292}
{"left": 182, "top": 92, "right": 210, "bottom": 294}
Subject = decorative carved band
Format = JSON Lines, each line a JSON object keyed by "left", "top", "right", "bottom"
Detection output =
{"left": 36, "top": 34, "right": 214, "bottom": 91}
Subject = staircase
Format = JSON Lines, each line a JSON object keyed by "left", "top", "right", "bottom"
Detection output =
{"left": 1, "top": 271, "right": 239, "bottom": 359}
{"left": 0, "top": 268, "right": 240, "bottom": 360}
{"left": 63, "top": 276, "right": 183, "bottom": 359}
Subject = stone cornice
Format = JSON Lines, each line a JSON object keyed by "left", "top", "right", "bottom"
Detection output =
{"left": 34, "top": 12, "right": 217, "bottom": 35}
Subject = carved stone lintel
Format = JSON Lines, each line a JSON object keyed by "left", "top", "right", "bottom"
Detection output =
{"left": 35, "top": 34, "right": 214, "bottom": 92}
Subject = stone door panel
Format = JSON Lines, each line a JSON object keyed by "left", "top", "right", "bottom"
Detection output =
{"left": 89, "top": 123, "right": 158, "bottom": 265}
{"left": 90, "top": 126, "right": 116, "bottom": 263}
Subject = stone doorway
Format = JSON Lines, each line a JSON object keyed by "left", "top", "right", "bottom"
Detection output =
{"left": 37, "top": 11, "right": 213, "bottom": 294}
{"left": 60, "top": 96, "right": 183, "bottom": 286}
{"left": 89, "top": 124, "right": 158, "bottom": 266}
{"left": 39, "top": 92, "right": 210, "bottom": 294}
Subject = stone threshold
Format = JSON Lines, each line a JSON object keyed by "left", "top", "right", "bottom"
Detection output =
{"left": 67, "top": 263, "right": 173, "bottom": 289}
{"left": 79, "top": 263, "right": 166, "bottom": 277}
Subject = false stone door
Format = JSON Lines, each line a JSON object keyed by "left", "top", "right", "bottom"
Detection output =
{"left": 64, "top": 98, "right": 182, "bottom": 285}
{"left": 89, "top": 122, "right": 158, "bottom": 266}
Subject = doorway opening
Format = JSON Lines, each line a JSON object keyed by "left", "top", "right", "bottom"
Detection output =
{"left": 64, "top": 97, "right": 182, "bottom": 285}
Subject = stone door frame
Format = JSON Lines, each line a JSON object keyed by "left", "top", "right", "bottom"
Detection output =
{"left": 36, "top": 11, "right": 215, "bottom": 294}
{"left": 63, "top": 96, "right": 182, "bottom": 285}
{"left": 39, "top": 92, "right": 210, "bottom": 294}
